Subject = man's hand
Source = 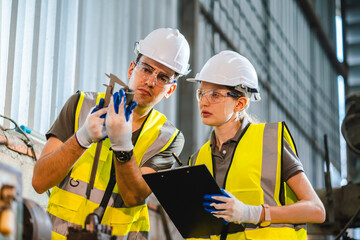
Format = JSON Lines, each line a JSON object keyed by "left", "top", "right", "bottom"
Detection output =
{"left": 75, "top": 99, "right": 108, "bottom": 148}
{"left": 203, "top": 189, "right": 262, "bottom": 224}
{"left": 106, "top": 89, "right": 137, "bottom": 151}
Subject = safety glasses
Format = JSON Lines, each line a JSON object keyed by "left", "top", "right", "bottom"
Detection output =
{"left": 196, "top": 89, "right": 240, "bottom": 103}
{"left": 135, "top": 61, "right": 176, "bottom": 87}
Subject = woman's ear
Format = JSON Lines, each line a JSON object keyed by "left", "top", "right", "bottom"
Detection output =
{"left": 234, "top": 97, "right": 248, "bottom": 112}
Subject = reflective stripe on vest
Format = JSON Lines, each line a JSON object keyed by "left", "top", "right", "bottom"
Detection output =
{"left": 47, "top": 91, "right": 179, "bottom": 239}
{"left": 189, "top": 122, "right": 306, "bottom": 240}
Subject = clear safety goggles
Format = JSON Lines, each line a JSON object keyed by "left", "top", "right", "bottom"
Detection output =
{"left": 135, "top": 61, "right": 176, "bottom": 87}
{"left": 196, "top": 89, "right": 241, "bottom": 104}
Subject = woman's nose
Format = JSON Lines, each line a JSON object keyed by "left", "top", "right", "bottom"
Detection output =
{"left": 199, "top": 95, "right": 210, "bottom": 105}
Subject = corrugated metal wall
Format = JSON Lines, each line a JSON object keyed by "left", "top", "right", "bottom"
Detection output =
{"left": 0, "top": 0, "right": 179, "bottom": 136}
{"left": 1, "top": 0, "right": 340, "bottom": 189}
{"left": 186, "top": 0, "right": 340, "bottom": 188}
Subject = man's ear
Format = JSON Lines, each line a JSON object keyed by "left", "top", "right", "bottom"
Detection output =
{"left": 128, "top": 61, "right": 136, "bottom": 79}
{"left": 234, "top": 97, "right": 248, "bottom": 112}
{"left": 164, "top": 84, "right": 177, "bottom": 99}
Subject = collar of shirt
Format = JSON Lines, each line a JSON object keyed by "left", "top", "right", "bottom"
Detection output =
{"left": 209, "top": 118, "right": 250, "bottom": 149}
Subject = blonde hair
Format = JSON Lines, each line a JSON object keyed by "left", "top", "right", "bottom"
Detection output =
{"left": 228, "top": 87, "right": 259, "bottom": 124}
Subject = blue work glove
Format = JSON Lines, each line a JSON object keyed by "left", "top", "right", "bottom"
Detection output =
{"left": 91, "top": 98, "right": 108, "bottom": 141}
{"left": 112, "top": 89, "right": 137, "bottom": 121}
{"left": 204, "top": 189, "right": 230, "bottom": 224}
{"left": 204, "top": 189, "right": 262, "bottom": 225}
{"left": 75, "top": 100, "right": 108, "bottom": 148}
{"left": 106, "top": 89, "right": 137, "bottom": 152}
{"left": 91, "top": 98, "right": 106, "bottom": 118}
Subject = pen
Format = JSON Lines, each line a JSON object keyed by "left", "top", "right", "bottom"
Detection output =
{"left": 172, "top": 152, "right": 183, "bottom": 166}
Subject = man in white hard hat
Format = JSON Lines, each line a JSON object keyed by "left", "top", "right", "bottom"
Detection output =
{"left": 32, "top": 28, "right": 191, "bottom": 240}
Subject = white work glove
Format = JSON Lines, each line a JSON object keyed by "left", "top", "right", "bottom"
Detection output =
{"left": 204, "top": 189, "right": 262, "bottom": 224}
{"left": 106, "top": 89, "right": 137, "bottom": 151}
{"left": 75, "top": 103, "right": 108, "bottom": 149}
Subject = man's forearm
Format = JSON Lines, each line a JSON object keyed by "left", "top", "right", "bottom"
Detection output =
{"left": 114, "top": 156, "right": 154, "bottom": 207}
{"left": 32, "top": 135, "right": 86, "bottom": 194}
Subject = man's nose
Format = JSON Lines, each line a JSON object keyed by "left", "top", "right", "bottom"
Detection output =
{"left": 145, "top": 72, "right": 157, "bottom": 87}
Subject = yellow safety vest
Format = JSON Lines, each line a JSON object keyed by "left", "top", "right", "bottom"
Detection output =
{"left": 188, "top": 122, "right": 306, "bottom": 240}
{"left": 47, "top": 92, "right": 180, "bottom": 240}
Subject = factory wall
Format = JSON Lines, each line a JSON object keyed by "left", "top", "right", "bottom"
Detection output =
{"left": 184, "top": 0, "right": 341, "bottom": 189}
{"left": 1, "top": 0, "right": 342, "bottom": 239}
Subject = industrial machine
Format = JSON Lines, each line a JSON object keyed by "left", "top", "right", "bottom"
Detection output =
{"left": 66, "top": 212, "right": 114, "bottom": 240}
{"left": 0, "top": 162, "right": 52, "bottom": 240}
{"left": 309, "top": 92, "right": 360, "bottom": 239}
{"left": 0, "top": 161, "right": 113, "bottom": 240}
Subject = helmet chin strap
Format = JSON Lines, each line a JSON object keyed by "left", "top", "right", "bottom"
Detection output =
{"left": 225, "top": 112, "right": 236, "bottom": 124}
{"left": 225, "top": 98, "right": 246, "bottom": 124}
{"left": 214, "top": 113, "right": 241, "bottom": 148}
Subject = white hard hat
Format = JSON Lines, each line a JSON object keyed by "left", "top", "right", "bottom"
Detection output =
{"left": 187, "top": 50, "right": 261, "bottom": 101}
{"left": 134, "top": 28, "right": 191, "bottom": 75}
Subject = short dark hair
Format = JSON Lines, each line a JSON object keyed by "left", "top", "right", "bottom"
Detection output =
{"left": 135, "top": 53, "right": 143, "bottom": 63}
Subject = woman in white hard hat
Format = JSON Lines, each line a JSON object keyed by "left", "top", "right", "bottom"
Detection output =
{"left": 187, "top": 50, "right": 325, "bottom": 239}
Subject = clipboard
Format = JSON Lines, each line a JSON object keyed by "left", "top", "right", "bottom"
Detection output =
{"left": 143, "top": 164, "right": 244, "bottom": 238}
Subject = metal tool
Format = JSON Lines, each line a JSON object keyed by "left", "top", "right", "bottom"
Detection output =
{"left": 87, "top": 73, "right": 134, "bottom": 199}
